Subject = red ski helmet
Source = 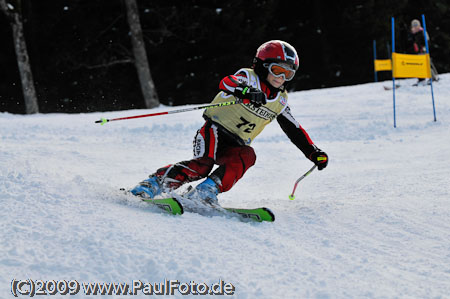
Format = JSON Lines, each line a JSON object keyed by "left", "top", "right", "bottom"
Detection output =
{"left": 252, "top": 40, "right": 299, "bottom": 89}
{"left": 253, "top": 40, "right": 299, "bottom": 71}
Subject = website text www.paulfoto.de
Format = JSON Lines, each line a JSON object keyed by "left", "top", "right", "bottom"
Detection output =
{"left": 11, "top": 279, "right": 236, "bottom": 296}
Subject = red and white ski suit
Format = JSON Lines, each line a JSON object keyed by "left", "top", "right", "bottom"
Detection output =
{"left": 155, "top": 70, "right": 318, "bottom": 193}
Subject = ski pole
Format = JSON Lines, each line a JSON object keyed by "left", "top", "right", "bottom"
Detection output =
{"left": 289, "top": 165, "right": 317, "bottom": 200}
{"left": 95, "top": 100, "right": 240, "bottom": 125}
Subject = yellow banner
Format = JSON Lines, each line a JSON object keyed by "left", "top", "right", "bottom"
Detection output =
{"left": 392, "top": 53, "right": 431, "bottom": 78}
{"left": 374, "top": 59, "right": 392, "bottom": 71}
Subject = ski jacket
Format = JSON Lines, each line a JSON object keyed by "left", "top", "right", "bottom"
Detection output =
{"left": 203, "top": 68, "right": 317, "bottom": 159}
{"left": 408, "top": 28, "right": 427, "bottom": 54}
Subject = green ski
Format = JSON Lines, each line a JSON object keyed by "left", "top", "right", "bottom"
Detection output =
{"left": 137, "top": 193, "right": 274, "bottom": 222}
{"left": 224, "top": 207, "right": 275, "bottom": 222}
{"left": 142, "top": 198, "right": 184, "bottom": 215}
{"left": 161, "top": 195, "right": 274, "bottom": 222}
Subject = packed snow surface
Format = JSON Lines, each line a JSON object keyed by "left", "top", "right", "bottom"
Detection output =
{"left": 1, "top": 77, "right": 450, "bottom": 298}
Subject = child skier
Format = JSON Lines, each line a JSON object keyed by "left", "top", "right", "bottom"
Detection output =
{"left": 131, "top": 40, "right": 328, "bottom": 203}
{"left": 408, "top": 19, "right": 439, "bottom": 84}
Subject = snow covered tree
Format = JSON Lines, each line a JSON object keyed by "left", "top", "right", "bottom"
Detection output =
{"left": 124, "top": 0, "right": 159, "bottom": 109}
{"left": 0, "top": 0, "right": 38, "bottom": 114}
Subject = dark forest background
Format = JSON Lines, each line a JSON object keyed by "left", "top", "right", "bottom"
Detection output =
{"left": 1, "top": 0, "right": 449, "bottom": 114}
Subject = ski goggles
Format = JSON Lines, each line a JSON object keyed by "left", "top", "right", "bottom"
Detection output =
{"left": 265, "top": 63, "right": 296, "bottom": 81}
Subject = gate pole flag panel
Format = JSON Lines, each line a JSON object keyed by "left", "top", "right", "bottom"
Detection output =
{"left": 392, "top": 53, "right": 431, "bottom": 78}
{"left": 373, "top": 40, "right": 392, "bottom": 82}
{"left": 374, "top": 59, "right": 392, "bottom": 72}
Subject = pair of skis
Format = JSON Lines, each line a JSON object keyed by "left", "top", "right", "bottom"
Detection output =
{"left": 141, "top": 197, "right": 275, "bottom": 222}
{"left": 133, "top": 165, "right": 318, "bottom": 223}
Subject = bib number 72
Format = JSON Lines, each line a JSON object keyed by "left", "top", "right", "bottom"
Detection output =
{"left": 236, "top": 117, "right": 256, "bottom": 133}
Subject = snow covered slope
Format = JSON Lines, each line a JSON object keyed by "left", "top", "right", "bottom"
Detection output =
{"left": 1, "top": 77, "right": 450, "bottom": 298}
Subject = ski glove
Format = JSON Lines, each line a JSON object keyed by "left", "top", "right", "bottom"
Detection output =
{"left": 234, "top": 84, "right": 267, "bottom": 107}
{"left": 309, "top": 149, "right": 328, "bottom": 170}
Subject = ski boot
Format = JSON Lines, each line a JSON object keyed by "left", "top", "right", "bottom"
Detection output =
{"left": 185, "top": 177, "right": 219, "bottom": 206}
{"left": 130, "top": 176, "right": 162, "bottom": 199}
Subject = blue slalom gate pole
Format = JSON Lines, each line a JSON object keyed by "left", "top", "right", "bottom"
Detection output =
{"left": 373, "top": 40, "right": 378, "bottom": 82}
{"left": 422, "top": 14, "right": 437, "bottom": 122}
{"left": 391, "top": 17, "right": 397, "bottom": 128}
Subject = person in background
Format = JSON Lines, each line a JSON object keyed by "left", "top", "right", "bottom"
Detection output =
{"left": 407, "top": 19, "right": 439, "bottom": 85}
